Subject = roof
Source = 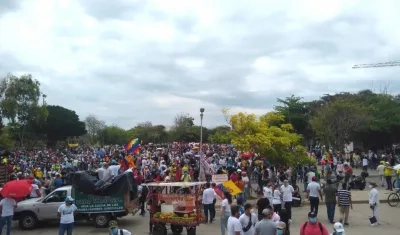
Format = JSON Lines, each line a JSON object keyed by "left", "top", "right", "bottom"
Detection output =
{"left": 142, "top": 181, "right": 208, "bottom": 187}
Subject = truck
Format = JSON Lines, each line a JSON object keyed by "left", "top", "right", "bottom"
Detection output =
{"left": 13, "top": 185, "right": 139, "bottom": 230}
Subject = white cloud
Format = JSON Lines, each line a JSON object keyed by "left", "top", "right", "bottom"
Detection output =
{"left": 1, "top": 0, "right": 400, "bottom": 129}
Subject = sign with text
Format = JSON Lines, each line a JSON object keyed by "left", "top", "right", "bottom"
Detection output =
{"left": 212, "top": 174, "right": 228, "bottom": 183}
{"left": 74, "top": 190, "right": 125, "bottom": 213}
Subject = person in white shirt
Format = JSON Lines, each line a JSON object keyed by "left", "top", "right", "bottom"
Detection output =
{"left": 239, "top": 203, "right": 258, "bottom": 235}
{"left": 102, "top": 163, "right": 113, "bottom": 182}
{"left": 0, "top": 197, "right": 17, "bottom": 235}
{"left": 227, "top": 205, "right": 242, "bottom": 235}
{"left": 30, "top": 181, "right": 41, "bottom": 198}
{"left": 272, "top": 186, "right": 282, "bottom": 214}
{"left": 202, "top": 182, "right": 216, "bottom": 223}
{"left": 280, "top": 180, "right": 294, "bottom": 220}
{"left": 368, "top": 182, "right": 380, "bottom": 226}
{"left": 263, "top": 183, "right": 273, "bottom": 204}
{"left": 109, "top": 163, "right": 121, "bottom": 177}
{"left": 97, "top": 164, "right": 105, "bottom": 180}
{"left": 377, "top": 162, "right": 385, "bottom": 187}
{"left": 109, "top": 220, "right": 131, "bottom": 235}
{"left": 220, "top": 192, "right": 233, "bottom": 235}
{"left": 306, "top": 176, "right": 323, "bottom": 216}
{"left": 57, "top": 196, "right": 77, "bottom": 235}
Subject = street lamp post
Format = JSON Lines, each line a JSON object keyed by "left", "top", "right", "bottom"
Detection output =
{"left": 199, "top": 108, "right": 205, "bottom": 181}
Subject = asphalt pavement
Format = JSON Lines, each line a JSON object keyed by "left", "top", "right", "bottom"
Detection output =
{"left": 5, "top": 203, "right": 400, "bottom": 235}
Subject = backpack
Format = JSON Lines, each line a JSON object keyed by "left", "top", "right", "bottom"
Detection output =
{"left": 301, "top": 222, "right": 323, "bottom": 235}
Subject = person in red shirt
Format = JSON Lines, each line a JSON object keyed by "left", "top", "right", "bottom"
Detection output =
{"left": 300, "top": 212, "right": 329, "bottom": 235}
{"left": 343, "top": 163, "right": 353, "bottom": 187}
{"left": 230, "top": 169, "right": 240, "bottom": 182}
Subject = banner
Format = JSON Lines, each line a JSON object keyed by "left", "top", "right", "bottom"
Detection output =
{"left": 212, "top": 174, "right": 228, "bottom": 183}
{"left": 222, "top": 180, "right": 242, "bottom": 196}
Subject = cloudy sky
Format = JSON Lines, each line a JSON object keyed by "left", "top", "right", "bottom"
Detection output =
{"left": 1, "top": 0, "right": 400, "bottom": 129}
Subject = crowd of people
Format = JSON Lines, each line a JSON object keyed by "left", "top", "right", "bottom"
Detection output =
{"left": 0, "top": 145, "right": 398, "bottom": 235}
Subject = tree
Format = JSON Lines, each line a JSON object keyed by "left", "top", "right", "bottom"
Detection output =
{"left": 40, "top": 105, "right": 86, "bottom": 146}
{"left": 84, "top": 115, "right": 106, "bottom": 145}
{"left": 102, "top": 125, "right": 128, "bottom": 145}
{"left": 275, "top": 95, "right": 314, "bottom": 142}
{"left": 169, "top": 113, "right": 195, "bottom": 142}
{"left": 224, "top": 109, "right": 312, "bottom": 166}
{"left": 0, "top": 74, "right": 48, "bottom": 146}
{"left": 208, "top": 125, "right": 232, "bottom": 143}
{"left": 126, "top": 122, "right": 169, "bottom": 143}
{"left": 310, "top": 97, "right": 371, "bottom": 150}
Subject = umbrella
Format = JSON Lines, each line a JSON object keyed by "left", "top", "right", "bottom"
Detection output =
{"left": 1, "top": 180, "right": 32, "bottom": 198}
{"left": 95, "top": 151, "right": 105, "bottom": 157}
{"left": 242, "top": 152, "right": 252, "bottom": 159}
{"left": 394, "top": 164, "right": 400, "bottom": 171}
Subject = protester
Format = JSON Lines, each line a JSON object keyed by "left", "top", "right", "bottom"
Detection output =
{"left": 239, "top": 203, "right": 258, "bottom": 235}
{"left": 0, "top": 196, "right": 17, "bottom": 235}
{"left": 384, "top": 162, "right": 393, "bottom": 191}
{"left": 227, "top": 205, "right": 242, "bottom": 235}
{"left": 368, "top": 182, "right": 380, "bottom": 226}
{"left": 337, "top": 183, "right": 352, "bottom": 226}
{"left": 299, "top": 212, "right": 329, "bottom": 235}
{"left": 257, "top": 191, "right": 271, "bottom": 221}
{"left": 280, "top": 180, "right": 294, "bottom": 221}
{"left": 323, "top": 179, "right": 337, "bottom": 223}
{"left": 254, "top": 208, "right": 277, "bottom": 235}
{"left": 330, "top": 222, "right": 345, "bottom": 235}
{"left": 109, "top": 220, "right": 131, "bottom": 235}
{"left": 306, "top": 176, "right": 323, "bottom": 216}
{"left": 220, "top": 192, "right": 232, "bottom": 235}
{"left": 276, "top": 221, "right": 286, "bottom": 235}
{"left": 202, "top": 182, "right": 216, "bottom": 223}
{"left": 57, "top": 196, "right": 77, "bottom": 235}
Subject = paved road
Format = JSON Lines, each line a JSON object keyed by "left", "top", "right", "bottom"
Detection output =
{"left": 6, "top": 203, "right": 400, "bottom": 235}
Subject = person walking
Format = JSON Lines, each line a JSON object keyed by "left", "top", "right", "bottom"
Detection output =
{"left": 272, "top": 185, "right": 282, "bottom": 215}
{"left": 306, "top": 176, "right": 323, "bottom": 216}
{"left": 299, "top": 212, "right": 329, "bottom": 235}
{"left": 337, "top": 183, "right": 352, "bottom": 226}
{"left": 377, "top": 161, "right": 385, "bottom": 187}
{"left": 202, "top": 182, "right": 216, "bottom": 223}
{"left": 280, "top": 180, "right": 294, "bottom": 221}
{"left": 368, "top": 182, "right": 380, "bottom": 226}
{"left": 57, "top": 196, "right": 77, "bottom": 235}
{"left": 239, "top": 203, "right": 258, "bottom": 235}
{"left": 323, "top": 179, "right": 337, "bottom": 224}
{"left": 220, "top": 192, "right": 232, "bottom": 235}
{"left": 227, "top": 205, "right": 242, "bottom": 235}
{"left": 384, "top": 162, "right": 393, "bottom": 191}
{"left": 254, "top": 208, "right": 277, "bottom": 235}
{"left": 0, "top": 197, "right": 17, "bottom": 235}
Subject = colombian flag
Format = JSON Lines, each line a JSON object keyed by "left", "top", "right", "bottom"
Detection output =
{"left": 124, "top": 138, "right": 140, "bottom": 154}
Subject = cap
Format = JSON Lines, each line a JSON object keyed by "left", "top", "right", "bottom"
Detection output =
{"left": 109, "top": 220, "right": 118, "bottom": 228}
{"left": 276, "top": 221, "right": 286, "bottom": 229}
{"left": 237, "top": 169, "right": 241, "bottom": 173}
{"left": 333, "top": 222, "right": 345, "bottom": 232}
{"left": 65, "top": 196, "right": 74, "bottom": 202}
{"left": 308, "top": 211, "right": 317, "bottom": 218}
{"left": 311, "top": 176, "right": 316, "bottom": 181}
{"left": 369, "top": 182, "right": 377, "bottom": 187}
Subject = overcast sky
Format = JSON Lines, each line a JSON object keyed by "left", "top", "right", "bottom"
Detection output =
{"left": 1, "top": 0, "right": 400, "bottom": 129}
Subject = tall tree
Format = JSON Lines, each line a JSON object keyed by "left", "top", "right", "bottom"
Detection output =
{"left": 0, "top": 74, "right": 48, "bottom": 146}
{"left": 275, "top": 95, "right": 313, "bottom": 141}
{"left": 40, "top": 105, "right": 86, "bottom": 146}
{"left": 84, "top": 115, "right": 106, "bottom": 145}
{"left": 208, "top": 125, "right": 232, "bottom": 143}
{"left": 310, "top": 97, "right": 371, "bottom": 151}
{"left": 169, "top": 113, "right": 195, "bottom": 142}
{"left": 102, "top": 125, "right": 128, "bottom": 145}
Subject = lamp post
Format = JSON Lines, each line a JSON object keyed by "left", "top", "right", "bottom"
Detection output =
{"left": 199, "top": 108, "right": 205, "bottom": 181}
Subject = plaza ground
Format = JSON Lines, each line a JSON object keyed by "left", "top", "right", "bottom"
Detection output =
{"left": 6, "top": 203, "right": 400, "bottom": 235}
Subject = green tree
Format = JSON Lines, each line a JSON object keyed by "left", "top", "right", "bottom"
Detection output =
{"left": 39, "top": 105, "right": 86, "bottom": 146}
{"left": 208, "top": 125, "right": 232, "bottom": 143}
{"left": 0, "top": 74, "right": 48, "bottom": 147}
{"left": 102, "top": 125, "right": 128, "bottom": 145}
{"left": 275, "top": 95, "right": 313, "bottom": 141}
{"left": 126, "top": 122, "right": 169, "bottom": 143}
{"left": 310, "top": 97, "right": 371, "bottom": 150}
{"left": 169, "top": 113, "right": 195, "bottom": 142}
{"left": 84, "top": 115, "right": 106, "bottom": 146}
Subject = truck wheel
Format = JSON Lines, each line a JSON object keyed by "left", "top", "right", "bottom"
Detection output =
{"left": 94, "top": 213, "right": 110, "bottom": 228}
{"left": 19, "top": 212, "right": 38, "bottom": 230}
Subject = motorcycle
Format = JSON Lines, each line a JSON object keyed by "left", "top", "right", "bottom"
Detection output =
{"left": 348, "top": 171, "right": 368, "bottom": 190}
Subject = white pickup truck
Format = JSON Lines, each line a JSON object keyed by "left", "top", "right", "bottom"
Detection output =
{"left": 13, "top": 185, "right": 139, "bottom": 230}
